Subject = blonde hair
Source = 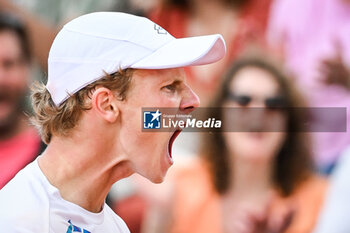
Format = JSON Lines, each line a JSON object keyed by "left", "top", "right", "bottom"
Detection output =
{"left": 31, "top": 69, "right": 134, "bottom": 144}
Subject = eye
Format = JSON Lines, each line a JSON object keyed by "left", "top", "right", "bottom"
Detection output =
{"left": 235, "top": 95, "right": 251, "bottom": 106}
{"left": 227, "top": 93, "right": 251, "bottom": 106}
{"left": 265, "top": 96, "right": 287, "bottom": 109}
{"left": 162, "top": 84, "right": 176, "bottom": 92}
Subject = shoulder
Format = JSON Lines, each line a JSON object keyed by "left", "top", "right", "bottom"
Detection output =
{"left": 283, "top": 175, "right": 329, "bottom": 233}
{"left": 295, "top": 175, "right": 329, "bottom": 196}
{"left": 290, "top": 174, "right": 329, "bottom": 208}
{"left": 0, "top": 161, "right": 50, "bottom": 232}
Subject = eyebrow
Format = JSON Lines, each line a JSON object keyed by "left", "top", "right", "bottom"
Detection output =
{"left": 160, "top": 79, "right": 182, "bottom": 86}
{"left": 170, "top": 80, "right": 182, "bottom": 86}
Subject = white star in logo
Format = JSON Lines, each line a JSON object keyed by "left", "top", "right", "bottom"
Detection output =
{"left": 151, "top": 110, "right": 161, "bottom": 122}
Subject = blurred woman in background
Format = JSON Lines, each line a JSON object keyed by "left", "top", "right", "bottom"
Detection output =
{"left": 145, "top": 56, "right": 328, "bottom": 233}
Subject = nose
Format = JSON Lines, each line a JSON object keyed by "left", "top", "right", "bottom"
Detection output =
{"left": 179, "top": 85, "right": 200, "bottom": 114}
{"left": 250, "top": 98, "right": 265, "bottom": 108}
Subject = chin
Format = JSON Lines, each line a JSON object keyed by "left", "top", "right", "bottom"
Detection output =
{"left": 139, "top": 165, "right": 169, "bottom": 184}
{"left": 150, "top": 164, "right": 171, "bottom": 184}
{"left": 151, "top": 177, "right": 165, "bottom": 184}
{"left": 147, "top": 173, "right": 166, "bottom": 184}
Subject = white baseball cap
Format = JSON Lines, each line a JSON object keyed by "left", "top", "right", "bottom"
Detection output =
{"left": 47, "top": 12, "right": 226, "bottom": 106}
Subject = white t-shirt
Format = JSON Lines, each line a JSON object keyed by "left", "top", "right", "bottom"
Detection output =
{"left": 0, "top": 159, "right": 130, "bottom": 233}
{"left": 313, "top": 147, "right": 350, "bottom": 233}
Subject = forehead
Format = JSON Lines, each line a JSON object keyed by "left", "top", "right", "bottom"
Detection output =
{"left": 0, "top": 30, "right": 21, "bottom": 57}
{"left": 229, "top": 66, "right": 280, "bottom": 96}
{"left": 132, "top": 68, "right": 185, "bottom": 84}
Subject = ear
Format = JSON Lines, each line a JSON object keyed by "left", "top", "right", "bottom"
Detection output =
{"left": 91, "top": 87, "right": 119, "bottom": 123}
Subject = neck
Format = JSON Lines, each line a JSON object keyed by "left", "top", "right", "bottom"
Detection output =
{"left": 226, "top": 156, "right": 274, "bottom": 201}
{"left": 38, "top": 133, "right": 133, "bottom": 213}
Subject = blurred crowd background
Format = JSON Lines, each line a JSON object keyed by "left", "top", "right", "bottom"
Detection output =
{"left": 0, "top": 0, "right": 350, "bottom": 232}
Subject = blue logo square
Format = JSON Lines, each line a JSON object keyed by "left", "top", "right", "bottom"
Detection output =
{"left": 143, "top": 110, "right": 161, "bottom": 129}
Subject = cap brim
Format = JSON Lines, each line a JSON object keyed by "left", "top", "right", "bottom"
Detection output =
{"left": 130, "top": 34, "right": 226, "bottom": 69}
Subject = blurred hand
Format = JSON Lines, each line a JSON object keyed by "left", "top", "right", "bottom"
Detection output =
{"left": 221, "top": 201, "right": 261, "bottom": 233}
{"left": 221, "top": 193, "right": 294, "bottom": 233}
{"left": 319, "top": 42, "right": 350, "bottom": 90}
{"left": 252, "top": 200, "right": 294, "bottom": 233}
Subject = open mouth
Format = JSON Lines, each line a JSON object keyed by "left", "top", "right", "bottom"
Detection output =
{"left": 168, "top": 129, "right": 182, "bottom": 160}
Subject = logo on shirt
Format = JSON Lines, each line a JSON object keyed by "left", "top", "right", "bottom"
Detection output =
{"left": 143, "top": 109, "right": 162, "bottom": 129}
{"left": 66, "top": 220, "right": 91, "bottom": 233}
{"left": 154, "top": 24, "right": 167, "bottom": 35}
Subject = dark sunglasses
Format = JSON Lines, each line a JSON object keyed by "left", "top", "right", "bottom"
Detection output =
{"left": 226, "top": 93, "right": 288, "bottom": 109}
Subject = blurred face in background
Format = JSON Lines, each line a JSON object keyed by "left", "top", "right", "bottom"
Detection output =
{"left": 0, "top": 30, "right": 29, "bottom": 132}
{"left": 223, "top": 66, "right": 287, "bottom": 164}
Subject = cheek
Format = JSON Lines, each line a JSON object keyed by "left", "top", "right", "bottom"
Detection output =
{"left": 137, "top": 88, "right": 179, "bottom": 108}
{"left": 122, "top": 130, "right": 168, "bottom": 179}
{"left": 223, "top": 132, "right": 244, "bottom": 154}
{"left": 159, "top": 95, "right": 180, "bottom": 108}
{"left": 264, "top": 132, "right": 286, "bottom": 153}
{"left": 120, "top": 109, "right": 143, "bottom": 149}
{"left": 267, "top": 112, "right": 288, "bottom": 132}
{"left": 120, "top": 110, "right": 165, "bottom": 162}
{"left": 120, "top": 125, "right": 151, "bottom": 168}
{"left": 5, "top": 67, "right": 29, "bottom": 91}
